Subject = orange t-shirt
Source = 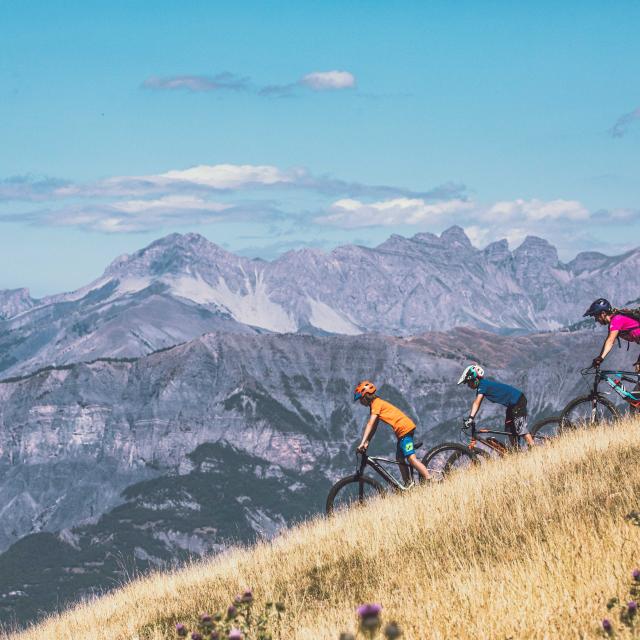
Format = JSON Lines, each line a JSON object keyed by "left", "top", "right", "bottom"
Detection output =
{"left": 370, "top": 397, "right": 415, "bottom": 438}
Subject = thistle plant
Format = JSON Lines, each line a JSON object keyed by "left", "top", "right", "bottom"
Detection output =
{"left": 174, "top": 589, "right": 284, "bottom": 640}
{"left": 338, "top": 603, "right": 403, "bottom": 639}
{"left": 599, "top": 511, "right": 640, "bottom": 637}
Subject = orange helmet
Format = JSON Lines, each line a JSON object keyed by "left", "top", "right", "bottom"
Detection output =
{"left": 354, "top": 380, "right": 377, "bottom": 401}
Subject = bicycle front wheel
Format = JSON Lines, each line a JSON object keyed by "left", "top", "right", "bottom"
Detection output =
{"left": 560, "top": 395, "right": 619, "bottom": 431}
{"left": 325, "top": 474, "right": 384, "bottom": 515}
{"left": 421, "top": 442, "right": 479, "bottom": 482}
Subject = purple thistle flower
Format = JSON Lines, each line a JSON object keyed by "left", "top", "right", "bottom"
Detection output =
{"left": 200, "top": 614, "right": 212, "bottom": 624}
{"left": 357, "top": 603, "right": 383, "bottom": 618}
{"left": 629, "top": 601, "right": 638, "bottom": 615}
{"left": 241, "top": 589, "right": 253, "bottom": 604}
{"left": 176, "top": 623, "right": 188, "bottom": 637}
{"left": 227, "top": 605, "right": 238, "bottom": 619}
{"left": 191, "top": 633, "right": 203, "bottom": 640}
{"left": 228, "top": 629, "right": 243, "bottom": 640}
{"left": 634, "top": 569, "right": 640, "bottom": 582}
{"left": 602, "top": 618, "right": 613, "bottom": 634}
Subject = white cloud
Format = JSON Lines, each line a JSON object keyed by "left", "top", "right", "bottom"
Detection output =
{"left": 317, "top": 197, "right": 473, "bottom": 228}
{"left": 300, "top": 71, "right": 356, "bottom": 91}
{"left": 484, "top": 198, "right": 589, "bottom": 222}
{"left": 43, "top": 196, "right": 236, "bottom": 233}
{"left": 104, "top": 164, "right": 297, "bottom": 193}
{"left": 159, "top": 164, "right": 293, "bottom": 189}
{"left": 110, "top": 195, "right": 230, "bottom": 214}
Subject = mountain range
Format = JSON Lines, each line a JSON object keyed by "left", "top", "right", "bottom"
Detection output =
{"left": 0, "top": 228, "right": 638, "bottom": 628}
{"left": 1, "top": 227, "right": 639, "bottom": 378}
{"left": 0, "top": 324, "right": 636, "bottom": 626}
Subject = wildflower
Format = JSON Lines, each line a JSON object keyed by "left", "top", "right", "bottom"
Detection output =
{"left": 358, "top": 603, "right": 383, "bottom": 634}
{"left": 602, "top": 619, "right": 613, "bottom": 635}
{"left": 228, "top": 629, "right": 243, "bottom": 640}
{"left": 241, "top": 589, "right": 254, "bottom": 604}
{"left": 357, "top": 603, "right": 383, "bottom": 619}
{"left": 634, "top": 569, "right": 640, "bottom": 582}
{"left": 227, "top": 605, "right": 238, "bottom": 619}
{"left": 628, "top": 601, "right": 638, "bottom": 616}
{"left": 384, "top": 621, "right": 403, "bottom": 639}
{"left": 191, "top": 633, "right": 203, "bottom": 640}
{"left": 176, "top": 623, "right": 188, "bottom": 637}
{"left": 200, "top": 614, "right": 212, "bottom": 624}
{"left": 233, "top": 595, "right": 243, "bottom": 606}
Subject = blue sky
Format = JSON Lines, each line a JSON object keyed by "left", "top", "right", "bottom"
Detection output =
{"left": 1, "top": 1, "right": 639, "bottom": 296}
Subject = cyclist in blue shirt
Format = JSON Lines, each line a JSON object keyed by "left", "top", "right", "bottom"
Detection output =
{"left": 457, "top": 364, "right": 535, "bottom": 447}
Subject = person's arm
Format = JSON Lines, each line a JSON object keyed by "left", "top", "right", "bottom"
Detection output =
{"left": 469, "top": 393, "right": 484, "bottom": 419}
{"left": 357, "top": 414, "right": 378, "bottom": 452}
{"left": 594, "top": 330, "right": 619, "bottom": 365}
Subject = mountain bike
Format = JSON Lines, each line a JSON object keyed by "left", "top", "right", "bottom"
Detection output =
{"left": 560, "top": 366, "right": 639, "bottom": 429}
{"left": 420, "top": 416, "right": 559, "bottom": 482}
{"left": 325, "top": 443, "right": 425, "bottom": 515}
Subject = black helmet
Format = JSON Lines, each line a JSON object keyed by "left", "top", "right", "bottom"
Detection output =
{"left": 583, "top": 298, "right": 612, "bottom": 318}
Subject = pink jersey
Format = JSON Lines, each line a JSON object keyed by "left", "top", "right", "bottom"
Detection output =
{"left": 610, "top": 314, "right": 640, "bottom": 343}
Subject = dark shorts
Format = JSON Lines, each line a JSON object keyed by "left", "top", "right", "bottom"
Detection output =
{"left": 396, "top": 430, "right": 416, "bottom": 459}
{"left": 505, "top": 394, "right": 529, "bottom": 436}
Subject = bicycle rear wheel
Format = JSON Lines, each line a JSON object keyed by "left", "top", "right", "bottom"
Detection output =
{"left": 560, "top": 395, "right": 619, "bottom": 431}
{"left": 325, "top": 474, "right": 384, "bottom": 515}
{"left": 421, "top": 442, "right": 479, "bottom": 482}
{"left": 530, "top": 416, "right": 563, "bottom": 444}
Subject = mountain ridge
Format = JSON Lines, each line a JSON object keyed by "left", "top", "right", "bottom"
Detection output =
{"left": 0, "top": 227, "right": 638, "bottom": 378}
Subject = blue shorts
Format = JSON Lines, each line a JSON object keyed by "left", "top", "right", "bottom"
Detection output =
{"left": 396, "top": 431, "right": 416, "bottom": 459}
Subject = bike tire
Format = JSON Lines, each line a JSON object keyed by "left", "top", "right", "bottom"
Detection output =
{"left": 421, "top": 442, "right": 479, "bottom": 482}
{"left": 560, "top": 395, "right": 619, "bottom": 431}
{"left": 325, "top": 474, "right": 385, "bottom": 515}
{"left": 530, "top": 416, "right": 563, "bottom": 443}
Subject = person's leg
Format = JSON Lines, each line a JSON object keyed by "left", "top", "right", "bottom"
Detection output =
{"left": 512, "top": 396, "right": 534, "bottom": 447}
{"left": 406, "top": 453, "right": 430, "bottom": 481}
{"left": 505, "top": 407, "right": 518, "bottom": 448}
{"left": 396, "top": 439, "right": 411, "bottom": 484}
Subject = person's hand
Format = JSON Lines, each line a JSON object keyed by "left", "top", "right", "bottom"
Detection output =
{"left": 463, "top": 416, "right": 475, "bottom": 430}
{"left": 357, "top": 441, "right": 369, "bottom": 453}
{"left": 591, "top": 356, "right": 604, "bottom": 369}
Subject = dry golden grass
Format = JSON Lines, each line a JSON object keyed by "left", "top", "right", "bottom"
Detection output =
{"left": 6, "top": 415, "right": 640, "bottom": 640}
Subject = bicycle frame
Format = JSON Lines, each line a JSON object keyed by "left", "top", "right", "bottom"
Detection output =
{"left": 583, "top": 367, "right": 640, "bottom": 410}
{"left": 355, "top": 451, "right": 415, "bottom": 492}
{"left": 466, "top": 423, "right": 526, "bottom": 455}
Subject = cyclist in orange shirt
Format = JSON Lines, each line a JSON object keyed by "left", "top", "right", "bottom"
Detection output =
{"left": 354, "top": 380, "right": 430, "bottom": 484}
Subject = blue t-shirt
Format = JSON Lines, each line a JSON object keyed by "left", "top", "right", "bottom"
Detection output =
{"left": 477, "top": 378, "right": 523, "bottom": 407}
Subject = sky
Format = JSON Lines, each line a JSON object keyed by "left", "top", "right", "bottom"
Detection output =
{"left": 1, "top": 0, "right": 639, "bottom": 296}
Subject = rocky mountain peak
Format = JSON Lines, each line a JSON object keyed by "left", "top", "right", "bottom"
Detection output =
{"left": 513, "top": 235, "right": 559, "bottom": 266}
{"left": 0, "top": 288, "right": 37, "bottom": 320}
{"left": 440, "top": 225, "right": 473, "bottom": 248}
{"left": 104, "top": 232, "right": 233, "bottom": 278}
{"left": 483, "top": 239, "right": 511, "bottom": 263}
{"left": 568, "top": 251, "right": 609, "bottom": 274}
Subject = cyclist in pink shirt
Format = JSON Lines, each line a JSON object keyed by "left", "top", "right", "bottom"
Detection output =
{"left": 583, "top": 298, "right": 640, "bottom": 369}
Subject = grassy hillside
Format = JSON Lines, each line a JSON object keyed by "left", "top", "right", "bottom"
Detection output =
{"left": 5, "top": 416, "right": 640, "bottom": 639}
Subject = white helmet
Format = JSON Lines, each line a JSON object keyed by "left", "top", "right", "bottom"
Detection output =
{"left": 457, "top": 364, "right": 485, "bottom": 385}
